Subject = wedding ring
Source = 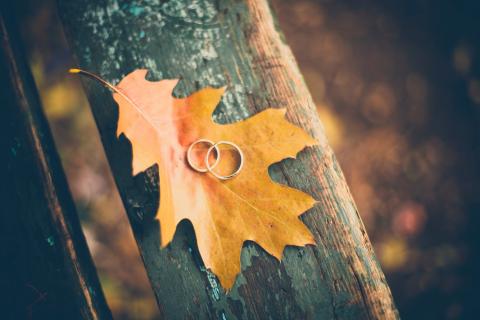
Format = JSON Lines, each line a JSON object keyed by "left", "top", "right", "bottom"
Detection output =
{"left": 187, "top": 139, "right": 220, "bottom": 173}
{"left": 205, "top": 141, "right": 244, "bottom": 180}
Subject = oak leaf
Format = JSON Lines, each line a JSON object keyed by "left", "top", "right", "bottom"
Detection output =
{"left": 113, "top": 69, "right": 317, "bottom": 289}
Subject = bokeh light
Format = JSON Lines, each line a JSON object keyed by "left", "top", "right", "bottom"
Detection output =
{"left": 12, "top": 0, "right": 480, "bottom": 319}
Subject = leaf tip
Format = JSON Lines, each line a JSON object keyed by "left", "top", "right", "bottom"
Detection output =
{"left": 135, "top": 68, "right": 150, "bottom": 79}
{"left": 306, "top": 235, "right": 317, "bottom": 246}
{"left": 310, "top": 135, "right": 319, "bottom": 144}
{"left": 214, "top": 85, "right": 227, "bottom": 96}
{"left": 205, "top": 86, "right": 227, "bottom": 99}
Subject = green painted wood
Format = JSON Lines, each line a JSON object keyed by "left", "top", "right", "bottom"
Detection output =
{"left": 0, "top": 5, "right": 112, "bottom": 320}
{"left": 57, "top": 0, "right": 399, "bottom": 319}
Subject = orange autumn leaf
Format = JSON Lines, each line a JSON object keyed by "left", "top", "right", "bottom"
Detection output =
{"left": 109, "top": 69, "right": 317, "bottom": 289}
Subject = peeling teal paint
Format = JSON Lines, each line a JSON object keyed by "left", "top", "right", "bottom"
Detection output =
{"left": 128, "top": 6, "right": 145, "bottom": 17}
{"left": 221, "top": 311, "right": 227, "bottom": 320}
{"left": 206, "top": 270, "right": 221, "bottom": 301}
{"left": 88, "top": 286, "right": 97, "bottom": 297}
{"left": 46, "top": 236, "right": 55, "bottom": 247}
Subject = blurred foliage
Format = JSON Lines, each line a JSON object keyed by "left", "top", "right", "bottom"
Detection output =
{"left": 274, "top": 1, "right": 480, "bottom": 319}
{"left": 13, "top": 0, "right": 480, "bottom": 319}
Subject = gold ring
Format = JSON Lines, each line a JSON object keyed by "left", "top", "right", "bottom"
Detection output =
{"left": 205, "top": 141, "right": 244, "bottom": 180}
{"left": 187, "top": 139, "right": 220, "bottom": 173}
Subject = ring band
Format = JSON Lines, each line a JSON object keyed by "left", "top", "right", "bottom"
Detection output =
{"left": 187, "top": 139, "right": 220, "bottom": 173}
{"left": 205, "top": 141, "right": 244, "bottom": 180}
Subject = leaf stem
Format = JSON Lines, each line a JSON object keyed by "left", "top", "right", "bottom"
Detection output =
{"left": 68, "top": 68, "right": 138, "bottom": 112}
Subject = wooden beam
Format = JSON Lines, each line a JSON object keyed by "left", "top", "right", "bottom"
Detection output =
{"left": 57, "top": 0, "right": 398, "bottom": 318}
{"left": 0, "top": 6, "right": 111, "bottom": 320}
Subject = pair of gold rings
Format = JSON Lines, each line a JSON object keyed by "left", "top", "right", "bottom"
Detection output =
{"left": 187, "top": 139, "right": 244, "bottom": 180}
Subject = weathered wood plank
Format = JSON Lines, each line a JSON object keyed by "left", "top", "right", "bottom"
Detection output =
{"left": 57, "top": 0, "right": 398, "bottom": 319}
{"left": 0, "top": 6, "right": 112, "bottom": 320}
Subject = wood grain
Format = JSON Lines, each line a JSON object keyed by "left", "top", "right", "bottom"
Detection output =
{"left": 0, "top": 6, "right": 111, "bottom": 320}
{"left": 57, "top": 0, "right": 399, "bottom": 318}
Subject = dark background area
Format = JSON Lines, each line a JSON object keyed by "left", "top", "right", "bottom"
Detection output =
{"left": 7, "top": 0, "right": 480, "bottom": 319}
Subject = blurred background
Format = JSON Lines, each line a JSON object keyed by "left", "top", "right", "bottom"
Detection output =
{"left": 12, "top": 0, "right": 480, "bottom": 319}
